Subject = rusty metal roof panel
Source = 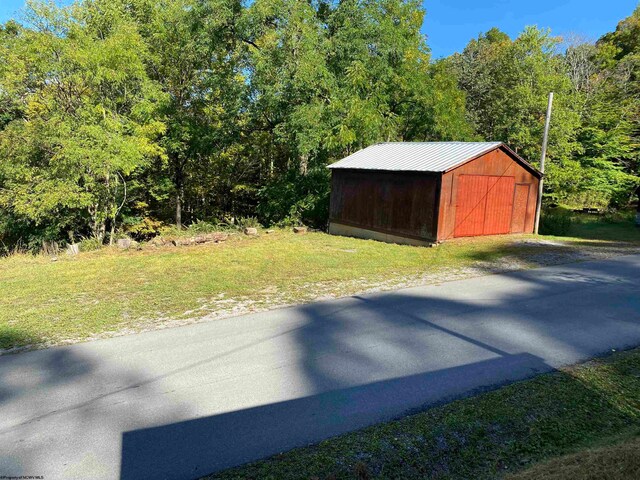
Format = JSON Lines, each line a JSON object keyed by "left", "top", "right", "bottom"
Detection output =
{"left": 328, "top": 142, "right": 504, "bottom": 172}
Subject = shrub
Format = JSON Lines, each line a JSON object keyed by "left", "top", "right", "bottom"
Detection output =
{"left": 257, "top": 168, "right": 330, "bottom": 229}
{"left": 236, "top": 216, "right": 261, "bottom": 229}
{"left": 78, "top": 236, "right": 104, "bottom": 252}
{"left": 121, "top": 215, "right": 165, "bottom": 240}
{"left": 540, "top": 210, "right": 573, "bottom": 236}
{"left": 600, "top": 209, "right": 635, "bottom": 224}
{"left": 157, "top": 224, "right": 182, "bottom": 238}
{"left": 155, "top": 218, "right": 239, "bottom": 240}
{"left": 0, "top": 210, "right": 81, "bottom": 255}
{"left": 187, "top": 219, "right": 219, "bottom": 234}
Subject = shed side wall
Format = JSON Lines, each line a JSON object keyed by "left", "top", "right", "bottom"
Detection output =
{"left": 330, "top": 169, "right": 439, "bottom": 240}
{"left": 436, "top": 148, "right": 539, "bottom": 241}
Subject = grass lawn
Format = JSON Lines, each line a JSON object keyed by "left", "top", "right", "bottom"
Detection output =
{"left": 0, "top": 214, "right": 638, "bottom": 351}
{"left": 206, "top": 347, "right": 640, "bottom": 480}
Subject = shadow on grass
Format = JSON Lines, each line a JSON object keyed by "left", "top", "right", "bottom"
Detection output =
{"left": 558, "top": 212, "right": 639, "bottom": 243}
{"left": 0, "top": 326, "right": 42, "bottom": 351}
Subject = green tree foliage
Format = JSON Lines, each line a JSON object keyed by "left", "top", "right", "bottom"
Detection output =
{"left": 558, "top": 37, "right": 638, "bottom": 207}
{"left": 447, "top": 27, "right": 580, "bottom": 171}
{"left": 0, "top": 0, "right": 165, "bottom": 246}
{"left": 106, "top": 0, "right": 247, "bottom": 227}
{"left": 447, "top": 20, "right": 640, "bottom": 208}
{"left": 0, "top": 0, "right": 638, "bottom": 252}
{"left": 246, "top": 0, "right": 472, "bottom": 226}
{"left": 592, "top": 5, "right": 640, "bottom": 205}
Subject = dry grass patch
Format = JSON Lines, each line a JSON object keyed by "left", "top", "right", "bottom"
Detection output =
{"left": 507, "top": 436, "right": 640, "bottom": 480}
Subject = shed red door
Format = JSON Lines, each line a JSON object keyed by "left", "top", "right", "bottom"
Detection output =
{"left": 454, "top": 175, "right": 515, "bottom": 237}
{"left": 454, "top": 175, "right": 488, "bottom": 237}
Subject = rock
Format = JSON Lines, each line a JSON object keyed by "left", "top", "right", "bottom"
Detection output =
{"left": 244, "top": 227, "right": 258, "bottom": 236}
{"left": 150, "top": 237, "right": 166, "bottom": 247}
{"left": 210, "top": 232, "right": 228, "bottom": 242}
{"left": 50, "top": 256, "right": 58, "bottom": 262}
{"left": 117, "top": 238, "right": 132, "bottom": 249}
{"left": 66, "top": 243, "right": 79, "bottom": 255}
{"left": 293, "top": 226, "right": 307, "bottom": 234}
{"left": 172, "top": 237, "right": 195, "bottom": 246}
{"left": 265, "top": 229, "right": 275, "bottom": 234}
{"left": 169, "top": 232, "right": 228, "bottom": 246}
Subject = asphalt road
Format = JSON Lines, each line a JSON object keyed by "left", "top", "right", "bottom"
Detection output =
{"left": 2, "top": 254, "right": 640, "bottom": 480}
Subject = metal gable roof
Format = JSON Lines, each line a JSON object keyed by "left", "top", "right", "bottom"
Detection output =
{"left": 327, "top": 141, "right": 505, "bottom": 173}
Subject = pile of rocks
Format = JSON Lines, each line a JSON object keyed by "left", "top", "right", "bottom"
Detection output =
{"left": 148, "top": 232, "right": 230, "bottom": 247}
{"left": 116, "top": 238, "right": 139, "bottom": 249}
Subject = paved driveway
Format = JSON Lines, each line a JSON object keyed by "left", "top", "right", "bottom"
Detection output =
{"left": 1, "top": 255, "right": 640, "bottom": 479}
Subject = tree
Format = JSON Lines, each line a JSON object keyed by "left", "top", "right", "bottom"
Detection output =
{"left": 103, "top": 0, "right": 247, "bottom": 227}
{"left": 449, "top": 27, "right": 580, "bottom": 162}
{"left": 446, "top": 27, "right": 589, "bottom": 205}
{"left": 0, "top": 0, "right": 165, "bottom": 243}
{"left": 555, "top": 37, "right": 639, "bottom": 207}
{"left": 249, "top": 0, "right": 473, "bottom": 226}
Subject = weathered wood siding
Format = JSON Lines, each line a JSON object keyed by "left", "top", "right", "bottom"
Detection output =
{"left": 436, "top": 148, "right": 539, "bottom": 241}
{"left": 330, "top": 169, "right": 440, "bottom": 241}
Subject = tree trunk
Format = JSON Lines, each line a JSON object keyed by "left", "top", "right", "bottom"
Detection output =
{"left": 174, "top": 163, "right": 184, "bottom": 229}
{"left": 176, "top": 186, "right": 183, "bottom": 229}
{"left": 109, "top": 222, "right": 116, "bottom": 246}
{"left": 88, "top": 205, "right": 106, "bottom": 243}
{"left": 95, "top": 221, "right": 106, "bottom": 243}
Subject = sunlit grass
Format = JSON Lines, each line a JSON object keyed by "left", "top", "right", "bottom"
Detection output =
{"left": 1, "top": 217, "right": 638, "bottom": 350}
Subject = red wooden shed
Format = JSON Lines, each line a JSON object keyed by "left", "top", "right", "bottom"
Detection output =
{"left": 328, "top": 142, "right": 541, "bottom": 245}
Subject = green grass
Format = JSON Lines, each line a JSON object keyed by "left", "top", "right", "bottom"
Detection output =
{"left": 1, "top": 215, "right": 638, "bottom": 351}
{"left": 544, "top": 207, "right": 640, "bottom": 242}
{"left": 206, "top": 347, "right": 640, "bottom": 480}
{"left": 570, "top": 214, "right": 640, "bottom": 243}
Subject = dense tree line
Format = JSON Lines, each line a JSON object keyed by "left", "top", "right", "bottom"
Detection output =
{"left": 0, "top": 0, "right": 638, "bottom": 252}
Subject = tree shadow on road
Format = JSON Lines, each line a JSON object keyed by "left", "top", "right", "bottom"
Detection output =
{"left": 119, "top": 255, "right": 640, "bottom": 479}
{"left": 2, "top": 252, "right": 639, "bottom": 479}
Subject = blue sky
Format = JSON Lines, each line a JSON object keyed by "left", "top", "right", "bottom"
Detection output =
{"left": 1, "top": 0, "right": 638, "bottom": 58}
{"left": 423, "top": 0, "right": 638, "bottom": 58}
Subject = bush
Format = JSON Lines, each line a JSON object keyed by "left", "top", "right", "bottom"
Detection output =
{"left": 121, "top": 215, "right": 165, "bottom": 240}
{"left": 78, "top": 236, "right": 104, "bottom": 252}
{"left": 600, "top": 209, "right": 635, "bottom": 224}
{"left": 187, "top": 219, "right": 219, "bottom": 234}
{"left": 540, "top": 210, "right": 573, "bottom": 236}
{"left": 154, "top": 217, "right": 245, "bottom": 240}
{"left": 236, "top": 216, "right": 261, "bottom": 229}
{"left": 0, "top": 210, "right": 82, "bottom": 255}
{"left": 257, "top": 168, "right": 330, "bottom": 229}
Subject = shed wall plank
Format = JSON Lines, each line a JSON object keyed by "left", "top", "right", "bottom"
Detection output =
{"left": 330, "top": 170, "right": 438, "bottom": 240}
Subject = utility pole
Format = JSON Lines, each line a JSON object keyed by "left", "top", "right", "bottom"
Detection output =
{"left": 534, "top": 92, "right": 553, "bottom": 235}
